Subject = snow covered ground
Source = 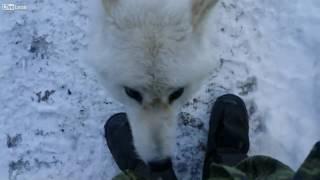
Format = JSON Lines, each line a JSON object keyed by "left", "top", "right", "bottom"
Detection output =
{"left": 0, "top": 0, "right": 319, "bottom": 179}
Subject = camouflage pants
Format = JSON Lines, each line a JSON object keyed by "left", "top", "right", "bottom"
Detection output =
{"left": 113, "top": 141, "right": 320, "bottom": 180}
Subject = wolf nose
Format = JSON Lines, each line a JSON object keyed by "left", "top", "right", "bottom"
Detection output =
{"left": 148, "top": 158, "right": 173, "bottom": 172}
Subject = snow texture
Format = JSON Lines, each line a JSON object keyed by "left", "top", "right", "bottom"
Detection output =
{"left": 0, "top": 0, "right": 319, "bottom": 179}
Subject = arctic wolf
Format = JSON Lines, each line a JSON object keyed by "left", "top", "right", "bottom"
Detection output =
{"left": 89, "top": 0, "right": 219, "bottom": 164}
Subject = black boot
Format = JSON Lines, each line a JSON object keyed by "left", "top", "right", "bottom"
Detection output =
{"left": 202, "top": 94, "right": 250, "bottom": 179}
{"left": 104, "top": 113, "right": 177, "bottom": 180}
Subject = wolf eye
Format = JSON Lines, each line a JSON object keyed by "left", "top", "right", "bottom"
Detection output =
{"left": 168, "top": 88, "right": 184, "bottom": 104}
{"left": 124, "top": 86, "right": 143, "bottom": 104}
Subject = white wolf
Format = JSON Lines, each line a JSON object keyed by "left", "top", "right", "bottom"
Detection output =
{"left": 88, "top": 0, "right": 219, "bottom": 164}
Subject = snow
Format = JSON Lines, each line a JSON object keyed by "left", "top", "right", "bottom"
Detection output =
{"left": 0, "top": 0, "right": 319, "bottom": 179}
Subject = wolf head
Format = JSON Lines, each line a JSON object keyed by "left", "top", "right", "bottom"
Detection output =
{"left": 90, "top": 0, "right": 218, "bottom": 163}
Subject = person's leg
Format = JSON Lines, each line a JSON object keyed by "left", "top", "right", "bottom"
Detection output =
{"left": 293, "top": 141, "right": 320, "bottom": 180}
{"left": 235, "top": 140, "right": 320, "bottom": 180}
{"left": 105, "top": 113, "right": 148, "bottom": 180}
{"left": 203, "top": 94, "right": 250, "bottom": 179}
{"left": 235, "top": 141, "right": 320, "bottom": 180}
{"left": 104, "top": 113, "right": 177, "bottom": 180}
{"left": 236, "top": 155, "right": 294, "bottom": 180}
{"left": 203, "top": 94, "right": 295, "bottom": 180}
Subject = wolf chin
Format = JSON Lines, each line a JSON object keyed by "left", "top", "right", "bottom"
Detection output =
{"left": 88, "top": 0, "right": 219, "bottom": 164}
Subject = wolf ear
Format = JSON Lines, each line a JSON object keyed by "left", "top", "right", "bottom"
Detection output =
{"left": 102, "top": 0, "right": 118, "bottom": 16}
{"left": 191, "top": 0, "right": 218, "bottom": 31}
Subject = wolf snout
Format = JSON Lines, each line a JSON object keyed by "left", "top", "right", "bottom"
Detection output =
{"left": 148, "top": 158, "right": 173, "bottom": 172}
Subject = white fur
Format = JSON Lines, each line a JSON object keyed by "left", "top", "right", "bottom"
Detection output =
{"left": 87, "top": 0, "right": 218, "bottom": 162}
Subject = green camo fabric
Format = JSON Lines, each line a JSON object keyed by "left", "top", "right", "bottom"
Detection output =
{"left": 293, "top": 141, "right": 320, "bottom": 180}
{"left": 113, "top": 141, "right": 320, "bottom": 180}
